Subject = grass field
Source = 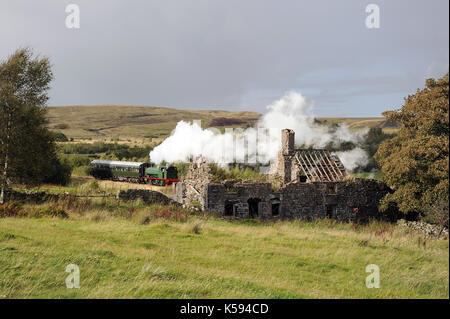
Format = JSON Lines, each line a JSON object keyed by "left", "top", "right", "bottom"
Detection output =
{"left": 15, "top": 176, "right": 175, "bottom": 197}
{"left": 0, "top": 204, "right": 448, "bottom": 299}
{"left": 47, "top": 105, "right": 398, "bottom": 142}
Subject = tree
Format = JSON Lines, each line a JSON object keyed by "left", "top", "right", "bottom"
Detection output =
{"left": 360, "top": 127, "right": 396, "bottom": 171}
{"left": 375, "top": 73, "right": 449, "bottom": 225}
{"left": 0, "top": 48, "right": 70, "bottom": 203}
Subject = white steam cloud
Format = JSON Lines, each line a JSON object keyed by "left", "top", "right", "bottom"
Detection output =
{"left": 149, "top": 92, "right": 368, "bottom": 171}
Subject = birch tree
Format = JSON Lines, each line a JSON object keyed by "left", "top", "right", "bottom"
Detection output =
{"left": 0, "top": 48, "right": 53, "bottom": 203}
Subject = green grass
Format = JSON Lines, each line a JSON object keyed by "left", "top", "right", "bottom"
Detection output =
{"left": 0, "top": 209, "right": 448, "bottom": 298}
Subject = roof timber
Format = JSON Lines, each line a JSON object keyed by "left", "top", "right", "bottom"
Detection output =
{"left": 294, "top": 149, "right": 347, "bottom": 182}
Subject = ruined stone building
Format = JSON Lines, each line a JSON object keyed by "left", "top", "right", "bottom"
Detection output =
{"left": 174, "top": 129, "right": 395, "bottom": 222}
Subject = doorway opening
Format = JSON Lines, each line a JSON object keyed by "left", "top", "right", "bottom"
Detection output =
{"left": 247, "top": 198, "right": 261, "bottom": 218}
{"left": 271, "top": 198, "right": 280, "bottom": 216}
{"left": 326, "top": 205, "right": 336, "bottom": 218}
{"left": 224, "top": 200, "right": 235, "bottom": 216}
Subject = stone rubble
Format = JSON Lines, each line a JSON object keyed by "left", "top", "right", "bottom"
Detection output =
{"left": 397, "top": 219, "right": 449, "bottom": 239}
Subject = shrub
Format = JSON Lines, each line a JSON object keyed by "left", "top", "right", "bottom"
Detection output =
{"left": 89, "top": 180, "right": 99, "bottom": 190}
{"left": 52, "top": 131, "right": 69, "bottom": 142}
{"left": 72, "top": 165, "right": 91, "bottom": 176}
{"left": 88, "top": 210, "right": 109, "bottom": 222}
{"left": 29, "top": 205, "right": 68, "bottom": 219}
{"left": 42, "top": 156, "right": 72, "bottom": 186}
{"left": 185, "top": 201, "right": 202, "bottom": 213}
{"left": 0, "top": 202, "right": 23, "bottom": 218}
{"left": 67, "top": 154, "right": 91, "bottom": 168}
{"left": 189, "top": 221, "right": 202, "bottom": 234}
{"left": 136, "top": 211, "right": 152, "bottom": 225}
{"left": 133, "top": 206, "right": 189, "bottom": 224}
{"left": 209, "top": 117, "right": 248, "bottom": 127}
{"left": 208, "top": 163, "right": 267, "bottom": 183}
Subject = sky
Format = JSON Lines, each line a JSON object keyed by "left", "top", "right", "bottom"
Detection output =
{"left": 0, "top": 0, "right": 448, "bottom": 117}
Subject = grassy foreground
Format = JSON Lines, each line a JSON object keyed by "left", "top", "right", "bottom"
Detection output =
{"left": 0, "top": 209, "right": 448, "bottom": 299}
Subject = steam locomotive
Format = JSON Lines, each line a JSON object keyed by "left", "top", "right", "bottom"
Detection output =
{"left": 89, "top": 160, "right": 178, "bottom": 186}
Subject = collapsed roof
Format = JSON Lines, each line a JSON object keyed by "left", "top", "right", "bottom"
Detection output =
{"left": 294, "top": 149, "right": 347, "bottom": 182}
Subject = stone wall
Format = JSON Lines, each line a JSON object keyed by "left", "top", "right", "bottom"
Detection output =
{"left": 280, "top": 182, "right": 329, "bottom": 220}
{"left": 206, "top": 182, "right": 274, "bottom": 219}
{"left": 5, "top": 188, "right": 179, "bottom": 207}
{"left": 279, "top": 179, "right": 395, "bottom": 222}
{"left": 397, "top": 219, "right": 449, "bottom": 239}
{"left": 3, "top": 189, "right": 60, "bottom": 203}
{"left": 118, "top": 189, "right": 179, "bottom": 205}
{"left": 174, "top": 157, "right": 213, "bottom": 209}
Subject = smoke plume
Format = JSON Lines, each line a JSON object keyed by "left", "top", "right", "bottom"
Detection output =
{"left": 149, "top": 92, "right": 368, "bottom": 171}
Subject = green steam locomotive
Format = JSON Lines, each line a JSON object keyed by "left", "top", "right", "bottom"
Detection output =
{"left": 89, "top": 160, "right": 178, "bottom": 186}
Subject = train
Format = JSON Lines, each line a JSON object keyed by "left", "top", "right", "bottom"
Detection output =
{"left": 89, "top": 160, "right": 178, "bottom": 186}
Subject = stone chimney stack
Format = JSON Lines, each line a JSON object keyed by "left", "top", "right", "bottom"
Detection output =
{"left": 281, "top": 129, "right": 295, "bottom": 155}
{"left": 271, "top": 129, "right": 296, "bottom": 187}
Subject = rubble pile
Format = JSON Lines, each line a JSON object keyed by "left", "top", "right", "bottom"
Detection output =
{"left": 397, "top": 219, "right": 449, "bottom": 239}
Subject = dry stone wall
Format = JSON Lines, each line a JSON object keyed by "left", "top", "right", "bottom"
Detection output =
{"left": 3, "top": 189, "right": 61, "bottom": 203}
{"left": 118, "top": 189, "right": 179, "bottom": 205}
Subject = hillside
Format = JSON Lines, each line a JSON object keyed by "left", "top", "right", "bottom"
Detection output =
{"left": 47, "top": 105, "right": 260, "bottom": 142}
{"left": 46, "top": 105, "right": 398, "bottom": 142}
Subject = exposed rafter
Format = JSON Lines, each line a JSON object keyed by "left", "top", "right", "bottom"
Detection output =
{"left": 294, "top": 149, "right": 347, "bottom": 182}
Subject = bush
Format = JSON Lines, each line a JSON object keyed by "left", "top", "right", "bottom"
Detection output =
{"left": 208, "top": 163, "right": 267, "bottom": 182}
{"left": 174, "top": 162, "right": 190, "bottom": 179}
{"left": 72, "top": 165, "right": 91, "bottom": 176}
{"left": 89, "top": 180, "right": 99, "bottom": 190}
{"left": 52, "top": 131, "right": 69, "bottom": 142}
{"left": 133, "top": 206, "right": 189, "bottom": 224}
{"left": 0, "top": 202, "right": 23, "bottom": 218}
{"left": 29, "top": 205, "right": 68, "bottom": 218}
{"left": 59, "top": 142, "right": 153, "bottom": 160}
{"left": 136, "top": 211, "right": 152, "bottom": 225}
{"left": 67, "top": 154, "right": 92, "bottom": 168}
{"left": 189, "top": 221, "right": 202, "bottom": 234}
{"left": 42, "top": 156, "right": 72, "bottom": 186}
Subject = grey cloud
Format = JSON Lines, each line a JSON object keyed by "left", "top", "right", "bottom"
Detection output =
{"left": 0, "top": 0, "right": 448, "bottom": 116}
